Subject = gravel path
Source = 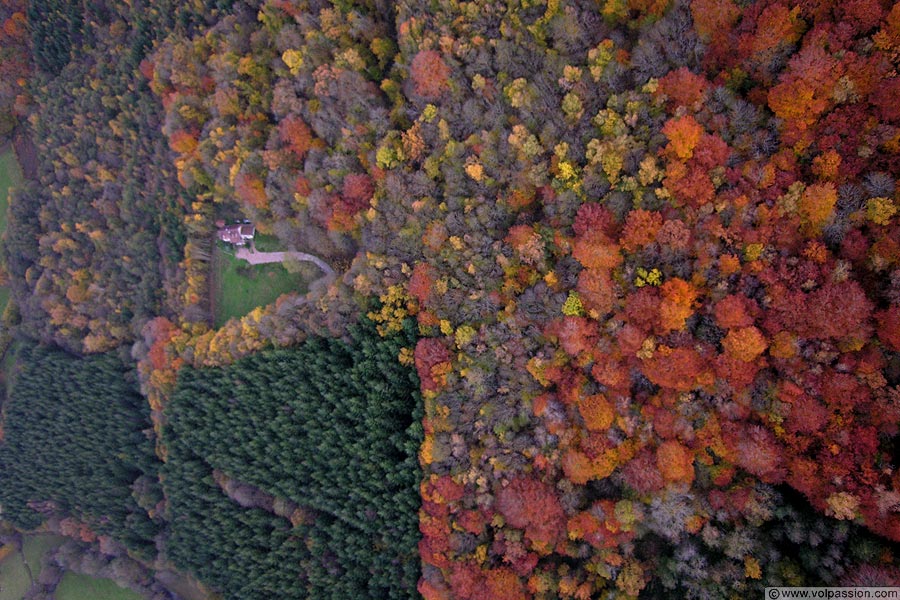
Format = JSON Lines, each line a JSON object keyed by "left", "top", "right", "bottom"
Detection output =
{"left": 234, "top": 245, "right": 336, "bottom": 277}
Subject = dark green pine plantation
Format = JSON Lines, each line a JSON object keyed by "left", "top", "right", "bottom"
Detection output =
{"left": 0, "top": 344, "right": 162, "bottom": 558}
{"left": 164, "top": 316, "right": 423, "bottom": 599}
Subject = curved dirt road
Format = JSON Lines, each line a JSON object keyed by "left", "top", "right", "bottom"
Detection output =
{"left": 234, "top": 246, "right": 335, "bottom": 277}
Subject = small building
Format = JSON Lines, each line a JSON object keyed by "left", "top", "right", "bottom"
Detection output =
{"left": 217, "top": 222, "right": 255, "bottom": 246}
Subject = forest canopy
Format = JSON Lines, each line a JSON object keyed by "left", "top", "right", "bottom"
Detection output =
{"left": 0, "top": 344, "right": 161, "bottom": 558}
{"left": 0, "top": 0, "right": 899, "bottom": 597}
{"left": 163, "top": 317, "right": 423, "bottom": 599}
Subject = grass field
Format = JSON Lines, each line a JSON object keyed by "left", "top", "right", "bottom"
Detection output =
{"left": 0, "top": 535, "right": 142, "bottom": 600}
{"left": 0, "top": 148, "right": 21, "bottom": 236}
{"left": 211, "top": 243, "right": 308, "bottom": 328}
{"left": 252, "top": 232, "right": 284, "bottom": 252}
{"left": 55, "top": 573, "right": 142, "bottom": 600}
{"left": 0, "top": 546, "right": 31, "bottom": 600}
{"left": 0, "top": 535, "right": 64, "bottom": 600}
{"left": 0, "top": 148, "right": 22, "bottom": 311}
{"left": 22, "top": 534, "right": 65, "bottom": 578}
{"left": 0, "top": 534, "right": 141, "bottom": 600}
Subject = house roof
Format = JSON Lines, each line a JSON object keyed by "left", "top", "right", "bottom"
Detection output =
{"left": 217, "top": 223, "right": 255, "bottom": 245}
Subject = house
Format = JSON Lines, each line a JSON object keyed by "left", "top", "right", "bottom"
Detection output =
{"left": 217, "top": 222, "right": 255, "bottom": 246}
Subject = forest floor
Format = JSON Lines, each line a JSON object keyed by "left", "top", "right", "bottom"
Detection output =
{"left": 210, "top": 242, "right": 310, "bottom": 328}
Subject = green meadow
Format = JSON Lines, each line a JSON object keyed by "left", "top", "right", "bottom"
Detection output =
{"left": 0, "top": 148, "right": 22, "bottom": 310}
{"left": 0, "top": 535, "right": 141, "bottom": 600}
{"left": 211, "top": 243, "right": 308, "bottom": 328}
{"left": 55, "top": 572, "right": 142, "bottom": 600}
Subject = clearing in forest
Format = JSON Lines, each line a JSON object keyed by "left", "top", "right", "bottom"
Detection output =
{"left": 0, "top": 148, "right": 22, "bottom": 311}
{"left": 0, "top": 535, "right": 63, "bottom": 600}
{"left": 54, "top": 572, "right": 142, "bottom": 600}
{"left": 210, "top": 241, "right": 309, "bottom": 328}
{"left": 0, "top": 535, "right": 140, "bottom": 600}
{"left": 0, "top": 545, "right": 31, "bottom": 600}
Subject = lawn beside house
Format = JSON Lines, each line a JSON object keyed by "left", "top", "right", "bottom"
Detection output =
{"left": 210, "top": 242, "right": 308, "bottom": 328}
{"left": 251, "top": 233, "right": 284, "bottom": 252}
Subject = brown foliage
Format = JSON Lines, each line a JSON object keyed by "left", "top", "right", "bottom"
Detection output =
{"left": 772, "top": 280, "right": 873, "bottom": 340}
{"left": 713, "top": 294, "right": 754, "bottom": 329}
{"left": 876, "top": 305, "right": 900, "bottom": 351}
{"left": 725, "top": 424, "right": 785, "bottom": 483}
{"left": 169, "top": 129, "right": 199, "bottom": 154}
{"left": 410, "top": 50, "right": 451, "bottom": 99}
{"left": 662, "top": 115, "right": 704, "bottom": 160}
{"left": 496, "top": 477, "right": 566, "bottom": 554}
{"left": 656, "top": 440, "right": 695, "bottom": 484}
{"left": 571, "top": 231, "right": 623, "bottom": 270}
{"left": 576, "top": 268, "right": 616, "bottom": 316}
{"left": 578, "top": 393, "right": 615, "bottom": 431}
{"left": 409, "top": 262, "right": 437, "bottom": 305}
{"left": 341, "top": 173, "right": 374, "bottom": 213}
{"left": 622, "top": 449, "right": 666, "bottom": 493}
{"left": 690, "top": 0, "right": 741, "bottom": 44}
{"left": 657, "top": 67, "right": 710, "bottom": 108}
{"left": 415, "top": 338, "right": 452, "bottom": 392}
{"left": 658, "top": 278, "right": 699, "bottom": 332}
{"left": 481, "top": 568, "right": 528, "bottom": 600}
{"left": 643, "top": 346, "right": 706, "bottom": 391}
{"left": 573, "top": 203, "right": 617, "bottom": 237}
{"left": 234, "top": 172, "right": 268, "bottom": 209}
{"left": 620, "top": 209, "right": 663, "bottom": 252}
{"left": 279, "top": 114, "right": 314, "bottom": 160}
{"left": 721, "top": 326, "right": 767, "bottom": 362}
{"left": 548, "top": 316, "right": 599, "bottom": 358}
